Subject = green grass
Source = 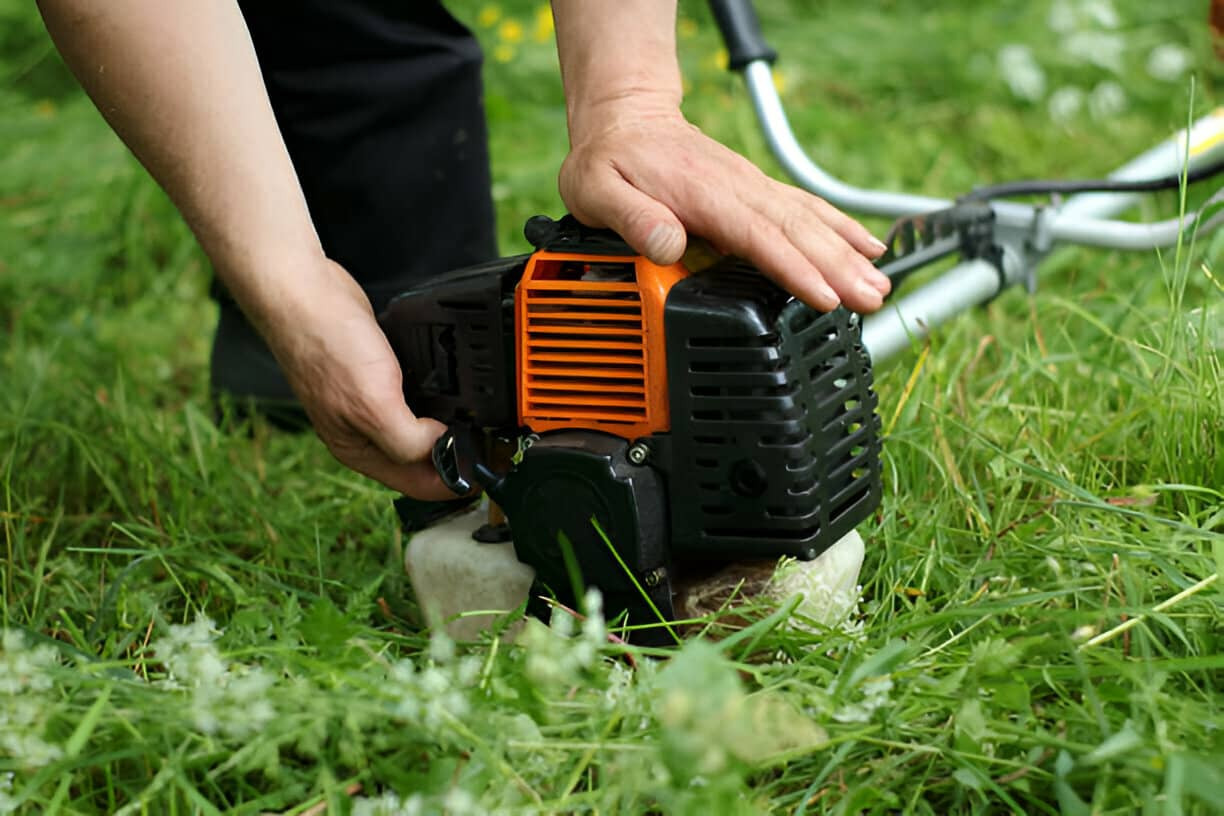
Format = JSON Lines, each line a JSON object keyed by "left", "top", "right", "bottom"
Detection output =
{"left": 2, "top": 0, "right": 1223, "bottom": 813}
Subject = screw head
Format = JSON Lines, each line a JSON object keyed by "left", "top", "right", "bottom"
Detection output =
{"left": 627, "top": 442, "right": 649, "bottom": 465}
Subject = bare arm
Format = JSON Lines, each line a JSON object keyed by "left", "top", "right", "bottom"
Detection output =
{"left": 550, "top": 0, "right": 891, "bottom": 313}
{"left": 37, "top": 0, "right": 321, "bottom": 317}
{"left": 37, "top": 0, "right": 453, "bottom": 499}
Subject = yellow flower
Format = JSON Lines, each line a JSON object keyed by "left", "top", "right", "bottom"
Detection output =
{"left": 771, "top": 69, "right": 787, "bottom": 95}
{"left": 533, "top": 4, "right": 554, "bottom": 43}
{"left": 493, "top": 43, "right": 516, "bottom": 63}
{"left": 498, "top": 18, "right": 524, "bottom": 44}
{"left": 477, "top": 5, "right": 501, "bottom": 28}
{"left": 705, "top": 48, "right": 729, "bottom": 72}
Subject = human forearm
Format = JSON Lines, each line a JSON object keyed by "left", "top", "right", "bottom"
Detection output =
{"left": 36, "top": 0, "right": 333, "bottom": 328}
{"left": 550, "top": 0, "right": 683, "bottom": 139}
{"left": 38, "top": 0, "right": 454, "bottom": 499}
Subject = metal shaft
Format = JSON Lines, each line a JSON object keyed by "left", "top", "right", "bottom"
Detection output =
{"left": 860, "top": 259, "right": 1004, "bottom": 364}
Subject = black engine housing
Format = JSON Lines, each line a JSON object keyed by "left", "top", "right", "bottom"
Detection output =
{"left": 656, "top": 260, "right": 882, "bottom": 565}
{"left": 483, "top": 431, "right": 675, "bottom": 644}
{"left": 379, "top": 239, "right": 882, "bottom": 644}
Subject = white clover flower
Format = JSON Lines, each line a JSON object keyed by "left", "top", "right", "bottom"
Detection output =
{"left": 1048, "top": 86, "right": 1086, "bottom": 123}
{"left": 389, "top": 658, "right": 416, "bottom": 685}
{"left": 1, "top": 631, "right": 60, "bottom": 695}
{"left": 1060, "top": 31, "right": 1126, "bottom": 73}
{"left": 2, "top": 732, "right": 62, "bottom": 769}
{"left": 0, "top": 772, "right": 16, "bottom": 815}
{"left": 1081, "top": 0, "right": 1119, "bottom": 29}
{"left": 385, "top": 652, "right": 475, "bottom": 736}
{"left": 217, "top": 669, "right": 276, "bottom": 737}
{"left": 570, "top": 640, "right": 596, "bottom": 669}
{"left": 193, "top": 650, "right": 228, "bottom": 686}
{"left": 351, "top": 791, "right": 426, "bottom": 816}
{"left": 1047, "top": 0, "right": 1077, "bottom": 33}
{"left": 160, "top": 615, "right": 221, "bottom": 652}
{"left": 190, "top": 696, "right": 220, "bottom": 735}
{"left": 442, "top": 788, "right": 479, "bottom": 815}
{"left": 153, "top": 615, "right": 224, "bottom": 682}
{"left": 388, "top": 659, "right": 423, "bottom": 720}
{"left": 423, "top": 689, "right": 470, "bottom": 733}
{"left": 581, "top": 588, "right": 606, "bottom": 648}
{"left": 998, "top": 45, "right": 1047, "bottom": 102}
{"left": 1, "top": 630, "right": 64, "bottom": 769}
{"left": 427, "top": 631, "right": 456, "bottom": 665}
{"left": 418, "top": 666, "right": 451, "bottom": 697}
{"left": 832, "top": 674, "right": 895, "bottom": 724}
{"left": 1147, "top": 44, "right": 1192, "bottom": 82}
{"left": 524, "top": 642, "right": 567, "bottom": 687}
{"left": 1088, "top": 80, "right": 1127, "bottom": 120}
{"left": 863, "top": 675, "right": 894, "bottom": 706}
{"left": 601, "top": 661, "right": 636, "bottom": 711}
{"left": 548, "top": 606, "right": 575, "bottom": 638}
{"left": 151, "top": 616, "right": 280, "bottom": 739}
{"left": 454, "top": 656, "right": 482, "bottom": 687}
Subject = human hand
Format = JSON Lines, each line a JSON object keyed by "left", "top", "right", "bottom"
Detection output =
{"left": 255, "top": 258, "right": 455, "bottom": 501}
{"left": 559, "top": 99, "right": 891, "bottom": 314}
{"left": 37, "top": 0, "right": 456, "bottom": 497}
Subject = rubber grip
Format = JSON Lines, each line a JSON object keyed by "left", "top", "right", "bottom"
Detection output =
{"left": 708, "top": 0, "right": 778, "bottom": 70}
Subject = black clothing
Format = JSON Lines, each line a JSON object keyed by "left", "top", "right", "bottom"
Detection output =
{"left": 238, "top": 0, "right": 497, "bottom": 308}
{"left": 213, "top": 1, "right": 497, "bottom": 414}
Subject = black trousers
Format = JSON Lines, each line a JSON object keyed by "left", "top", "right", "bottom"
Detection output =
{"left": 237, "top": 0, "right": 498, "bottom": 312}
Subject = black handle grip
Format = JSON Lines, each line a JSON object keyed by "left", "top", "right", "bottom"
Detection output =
{"left": 708, "top": 0, "right": 777, "bottom": 70}
{"left": 431, "top": 425, "right": 506, "bottom": 500}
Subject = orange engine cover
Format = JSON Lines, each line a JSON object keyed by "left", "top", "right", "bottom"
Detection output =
{"left": 515, "top": 251, "right": 689, "bottom": 439}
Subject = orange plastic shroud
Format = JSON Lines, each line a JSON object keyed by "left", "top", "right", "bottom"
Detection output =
{"left": 515, "top": 251, "right": 690, "bottom": 440}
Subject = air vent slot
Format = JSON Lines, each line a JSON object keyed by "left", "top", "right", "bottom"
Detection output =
{"left": 517, "top": 255, "right": 687, "bottom": 438}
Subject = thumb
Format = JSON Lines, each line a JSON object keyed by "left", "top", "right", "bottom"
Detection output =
{"left": 366, "top": 408, "right": 456, "bottom": 500}
{"left": 372, "top": 407, "right": 448, "bottom": 469}
{"left": 569, "top": 170, "right": 687, "bottom": 265}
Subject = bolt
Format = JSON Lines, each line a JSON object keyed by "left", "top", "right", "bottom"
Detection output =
{"left": 627, "top": 442, "right": 650, "bottom": 465}
{"left": 643, "top": 567, "right": 667, "bottom": 588}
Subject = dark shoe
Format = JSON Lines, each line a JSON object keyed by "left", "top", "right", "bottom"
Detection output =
{"left": 209, "top": 300, "right": 311, "bottom": 432}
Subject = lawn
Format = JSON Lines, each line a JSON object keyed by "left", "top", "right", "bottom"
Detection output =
{"left": 1, "top": 0, "right": 1222, "bottom": 813}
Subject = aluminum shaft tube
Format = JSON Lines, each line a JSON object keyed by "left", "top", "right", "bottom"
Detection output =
{"left": 860, "top": 259, "right": 1004, "bottom": 365}
{"left": 743, "top": 61, "right": 1224, "bottom": 251}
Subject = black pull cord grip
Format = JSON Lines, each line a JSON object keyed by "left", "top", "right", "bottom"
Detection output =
{"left": 708, "top": 0, "right": 778, "bottom": 70}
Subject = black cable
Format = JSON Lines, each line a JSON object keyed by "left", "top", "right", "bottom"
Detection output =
{"left": 961, "top": 152, "right": 1224, "bottom": 202}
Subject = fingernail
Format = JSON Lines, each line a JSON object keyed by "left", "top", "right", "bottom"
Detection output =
{"left": 856, "top": 278, "right": 884, "bottom": 307}
{"left": 644, "top": 223, "right": 685, "bottom": 264}
{"left": 859, "top": 258, "right": 890, "bottom": 293}
{"left": 816, "top": 283, "right": 841, "bottom": 311}
{"left": 869, "top": 269, "right": 891, "bottom": 294}
{"left": 868, "top": 236, "right": 888, "bottom": 254}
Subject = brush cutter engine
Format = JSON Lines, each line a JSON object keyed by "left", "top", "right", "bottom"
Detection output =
{"left": 378, "top": 1, "right": 1224, "bottom": 643}
{"left": 379, "top": 215, "right": 882, "bottom": 643}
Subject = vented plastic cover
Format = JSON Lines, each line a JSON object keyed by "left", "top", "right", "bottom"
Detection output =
{"left": 660, "top": 262, "right": 882, "bottom": 563}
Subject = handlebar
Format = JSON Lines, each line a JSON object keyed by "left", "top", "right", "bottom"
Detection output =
{"left": 709, "top": 0, "right": 1224, "bottom": 251}
{"left": 708, "top": 0, "right": 1224, "bottom": 364}
{"left": 740, "top": 61, "right": 1224, "bottom": 249}
{"left": 707, "top": 0, "right": 776, "bottom": 69}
